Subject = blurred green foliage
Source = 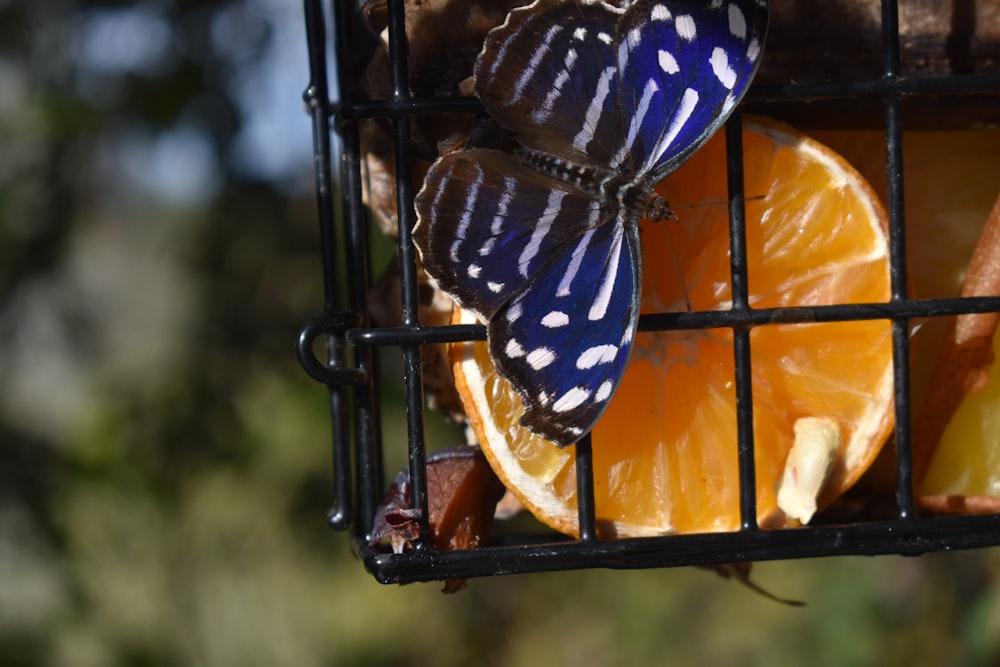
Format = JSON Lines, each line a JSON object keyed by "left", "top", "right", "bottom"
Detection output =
{"left": 2, "top": 1, "right": 1000, "bottom": 666}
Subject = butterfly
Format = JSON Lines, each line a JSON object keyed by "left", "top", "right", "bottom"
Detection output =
{"left": 413, "top": 0, "right": 768, "bottom": 446}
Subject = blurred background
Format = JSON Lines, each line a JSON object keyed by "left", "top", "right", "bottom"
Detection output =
{"left": 3, "top": 1, "right": 1000, "bottom": 665}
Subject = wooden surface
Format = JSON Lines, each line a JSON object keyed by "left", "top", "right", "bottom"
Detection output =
{"left": 357, "top": 0, "right": 1000, "bottom": 129}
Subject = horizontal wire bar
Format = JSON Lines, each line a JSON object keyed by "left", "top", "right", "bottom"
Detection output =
{"left": 335, "top": 73, "right": 1000, "bottom": 121}
{"left": 748, "top": 72, "right": 1000, "bottom": 103}
{"left": 348, "top": 323, "right": 487, "bottom": 346}
{"left": 342, "top": 295, "right": 1000, "bottom": 347}
{"left": 365, "top": 514, "right": 1000, "bottom": 584}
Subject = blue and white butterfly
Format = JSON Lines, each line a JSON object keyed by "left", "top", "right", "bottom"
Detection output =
{"left": 413, "top": 0, "right": 768, "bottom": 446}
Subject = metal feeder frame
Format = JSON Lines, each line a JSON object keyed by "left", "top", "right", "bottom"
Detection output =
{"left": 299, "top": 0, "right": 1000, "bottom": 585}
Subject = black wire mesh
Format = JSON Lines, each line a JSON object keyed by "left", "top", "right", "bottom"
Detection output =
{"left": 300, "top": 0, "right": 1000, "bottom": 585}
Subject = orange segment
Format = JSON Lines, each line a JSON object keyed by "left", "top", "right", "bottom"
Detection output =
{"left": 451, "top": 117, "right": 894, "bottom": 537}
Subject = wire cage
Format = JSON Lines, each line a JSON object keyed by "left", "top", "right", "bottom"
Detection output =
{"left": 299, "top": 0, "right": 1000, "bottom": 585}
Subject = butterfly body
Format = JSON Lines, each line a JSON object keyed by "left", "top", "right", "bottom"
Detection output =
{"left": 414, "top": 0, "right": 768, "bottom": 446}
{"left": 514, "top": 147, "right": 677, "bottom": 222}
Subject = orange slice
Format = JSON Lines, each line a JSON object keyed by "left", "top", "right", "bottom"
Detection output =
{"left": 451, "top": 117, "right": 894, "bottom": 537}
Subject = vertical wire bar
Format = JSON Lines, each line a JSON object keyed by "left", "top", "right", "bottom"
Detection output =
{"left": 304, "top": 0, "right": 354, "bottom": 530}
{"left": 880, "top": 0, "right": 915, "bottom": 519}
{"left": 574, "top": 434, "right": 598, "bottom": 543}
{"left": 386, "top": 0, "right": 430, "bottom": 544}
{"left": 358, "top": 324, "right": 385, "bottom": 538}
{"left": 332, "top": 0, "right": 384, "bottom": 536}
{"left": 725, "top": 115, "right": 758, "bottom": 530}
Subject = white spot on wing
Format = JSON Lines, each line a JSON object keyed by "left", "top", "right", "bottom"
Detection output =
{"left": 490, "top": 181, "right": 515, "bottom": 235}
{"left": 518, "top": 190, "right": 564, "bottom": 277}
{"left": 505, "top": 339, "right": 525, "bottom": 358}
{"left": 573, "top": 27, "right": 587, "bottom": 41}
{"left": 595, "top": 380, "right": 613, "bottom": 402}
{"left": 526, "top": 347, "right": 556, "bottom": 370}
{"left": 572, "top": 67, "right": 615, "bottom": 153}
{"left": 534, "top": 48, "right": 578, "bottom": 123}
{"left": 510, "top": 25, "right": 563, "bottom": 104}
{"left": 658, "top": 49, "right": 679, "bottom": 74}
{"left": 616, "top": 78, "right": 660, "bottom": 166}
{"left": 620, "top": 321, "right": 635, "bottom": 345}
{"left": 651, "top": 4, "right": 671, "bottom": 20}
{"left": 488, "top": 281, "right": 504, "bottom": 293}
{"left": 641, "top": 86, "right": 699, "bottom": 175}
{"left": 597, "top": 32, "right": 612, "bottom": 45}
{"left": 576, "top": 344, "right": 618, "bottom": 369}
{"left": 627, "top": 27, "right": 642, "bottom": 49}
{"left": 449, "top": 166, "right": 484, "bottom": 262}
{"left": 728, "top": 4, "right": 747, "bottom": 39}
{"left": 557, "top": 219, "right": 598, "bottom": 297}
{"left": 468, "top": 263, "right": 481, "bottom": 278}
{"left": 676, "top": 15, "right": 696, "bottom": 40}
{"left": 721, "top": 93, "right": 735, "bottom": 116}
{"left": 535, "top": 68, "right": 571, "bottom": 123}
{"left": 710, "top": 47, "right": 737, "bottom": 88}
{"left": 506, "top": 300, "right": 523, "bottom": 322}
{"left": 589, "top": 224, "right": 624, "bottom": 321}
{"left": 541, "top": 311, "right": 569, "bottom": 328}
{"left": 553, "top": 387, "right": 590, "bottom": 413}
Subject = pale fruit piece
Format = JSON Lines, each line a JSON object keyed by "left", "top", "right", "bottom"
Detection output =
{"left": 920, "top": 195, "right": 1000, "bottom": 497}
{"left": 921, "top": 327, "right": 1000, "bottom": 497}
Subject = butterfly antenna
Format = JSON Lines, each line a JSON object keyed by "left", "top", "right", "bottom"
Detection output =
{"left": 670, "top": 193, "right": 766, "bottom": 213}
{"left": 661, "top": 193, "right": 766, "bottom": 312}
{"left": 661, "top": 221, "right": 692, "bottom": 312}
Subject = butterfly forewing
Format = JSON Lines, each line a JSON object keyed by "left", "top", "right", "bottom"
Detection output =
{"left": 489, "top": 214, "right": 641, "bottom": 445}
{"left": 474, "top": 1, "right": 625, "bottom": 167}
{"left": 616, "top": 0, "right": 768, "bottom": 180}
{"left": 414, "top": 149, "right": 605, "bottom": 322}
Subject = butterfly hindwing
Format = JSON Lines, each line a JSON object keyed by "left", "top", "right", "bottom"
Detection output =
{"left": 488, "top": 213, "right": 641, "bottom": 445}
{"left": 414, "top": 149, "right": 604, "bottom": 322}
{"left": 616, "top": 0, "right": 768, "bottom": 180}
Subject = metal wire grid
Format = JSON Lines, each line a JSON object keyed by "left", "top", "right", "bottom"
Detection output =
{"left": 300, "top": 0, "right": 1000, "bottom": 585}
